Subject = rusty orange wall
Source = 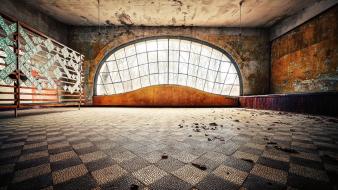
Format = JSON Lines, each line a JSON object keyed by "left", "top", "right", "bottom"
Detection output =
{"left": 93, "top": 85, "right": 238, "bottom": 107}
{"left": 271, "top": 6, "right": 338, "bottom": 94}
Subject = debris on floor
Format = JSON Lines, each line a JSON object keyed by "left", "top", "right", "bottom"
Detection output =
{"left": 130, "top": 184, "right": 139, "bottom": 190}
{"left": 240, "top": 158, "right": 254, "bottom": 163}
{"left": 209, "top": 122, "right": 218, "bottom": 126}
{"left": 161, "top": 153, "right": 168, "bottom": 159}
{"left": 274, "top": 145, "right": 299, "bottom": 153}
{"left": 192, "top": 163, "right": 207, "bottom": 170}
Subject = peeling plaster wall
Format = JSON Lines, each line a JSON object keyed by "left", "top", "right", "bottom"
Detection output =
{"left": 0, "top": 0, "right": 69, "bottom": 44}
{"left": 68, "top": 26, "right": 270, "bottom": 104}
{"left": 271, "top": 6, "right": 338, "bottom": 94}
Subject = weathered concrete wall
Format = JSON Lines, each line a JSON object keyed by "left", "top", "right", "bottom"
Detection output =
{"left": 0, "top": 0, "right": 69, "bottom": 44}
{"left": 271, "top": 5, "right": 338, "bottom": 94}
{"left": 68, "top": 26, "right": 270, "bottom": 104}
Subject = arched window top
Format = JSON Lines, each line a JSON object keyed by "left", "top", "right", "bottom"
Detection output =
{"left": 95, "top": 37, "right": 242, "bottom": 96}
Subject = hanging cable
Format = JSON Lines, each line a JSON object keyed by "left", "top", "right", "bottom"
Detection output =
{"left": 98, "top": 0, "right": 101, "bottom": 35}
{"left": 97, "top": 0, "right": 101, "bottom": 49}
{"left": 239, "top": 0, "right": 244, "bottom": 53}
{"left": 240, "top": 0, "right": 243, "bottom": 38}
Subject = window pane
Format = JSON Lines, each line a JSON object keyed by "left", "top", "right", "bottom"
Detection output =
{"left": 149, "top": 62, "right": 158, "bottom": 74}
{"left": 234, "top": 77, "right": 240, "bottom": 85}
{"left": 100, "top": 64, "right": 109, "bottom": 72}
{"left": 230, "top": 85, "right": 240, "bottom": 96}
{"left": 212, "top": 49, "right": 223, "bottom": 60}
{"left": 169, "top": 62, "right": 178, "bottom": 73}
{"left": 149, "top": 74, "right": 159, "bottom": 85}
{"left": 208, "top": 59, "right": 220, "bottom": 71}
{"left": 178, "top": 74, "right": 187, "bottom": 85}
{"left": 148, "top": 51, "right": 157, "bottom": 63}
{"left": 129, "top": 67, "right": 139, "bottom": 79}
{"left": 197, "top": 67, "right": 207, "bottom": 79}
{"left": 146, "top": 40, "right": 157, "bottom": 51}
{"left": 97, "top": 84, "right": 106, "bottom": 95}
{"left": 100, "top": 73, "right": 112, "bottom": 84}
{"left": 201, "top": 45, "right": 212, "bottom": 57}
{"left": 206, "top": 70, "right": 217, "bottom": 82}
{"left": 116, "top": 58, "right": 128, "bottom": 70}
{"left": 97, "top": 75, "right": 104, "bottom": 85}
{"left": 125, "top": 45, "right": 136, "bottom": 57}
{"left": 179, "top": 63, "right": 188, "bottom": 74}
{"left": 106, "top": 54, "right": 115, "bottom": 61}
{"left": 114, "top": 49, "right": 125, "bottom": 60}
{"left": 187, "top": 76, "right": 196, "bottom": 87}
{"left": 188, "top": 65, "right": 198, "bottom": 76}
{"left": 196, "top": 78, "right": 205, "bottom": 90}
{"left": 169, "top": 73, "right": 178, "bottom": 84}
{"left": 139, "top": 64, "right": 149, "bottom": 76}
{"left": 105, "top": 84, "right": 115, "bottom": 94}
{"left": 221, "top": 54, "right": 231, "bottom": 62}
{"left": 136, "top": 42, "right": 146, "bottom": 53}
{"left": 110, "top": 72, "right": 121, "bottom": 82}
{"left": 179, "top": 51, "right": 189, "bottom": 63}
{"left": 219, "top": 62, "right": 230, "bottom": 72}
{"left": 140, "top": 76, "right": 150, "bottom": 86}
{"left": 191, "top": 42, "right": 201, "bottom": 54}
{"left": 123, "top": 80, "right": 133, "bottom": 92}
{"left": 158, "top": 61, "right": 168, "bottom": 73}
{"left": 158, "top": 50, "right": 168, "bottom": 61}
{"left": 169, "top": 39, "right": 179, "bottom": 50}
{"left": 137, "top": 53, "right": 148, "bottom": 65}
{"left": 228, "top": 64, "right": 237, "bottom": 74}
{"left": 114, "top": 83, "right": 124, "bottom": 93}
{"left": 213, "top": 83, "right": 223, "bottom": 94}
{"left": 225, "top": 74, "right": 237, "bottom": 85}
{"left": 216, "top": 72, "right": 227, "bottom": 83}
{"left": 180, "top": 40, "right": 191, "bottom": 51}
{"left": 189, "top": 53, "right": 200, "bottom": 65}
{"left": 127, "top": 55, "right": 138, "bottom": 68}
{"left": 120, "top": 70, "right": 130, "bottom": 81}
{"left": 199, "top": 56, "right": 210, "bottom": 68}
{"left": 106, "top": 61, "right": 118, "bottom": 72}
{"left": 132, "top": 78, "right": 141, "bottom": 89}
{"left": 157, "top": 39, "right": 168, "bottom": 50}
{"left": 169, "top": 50, "right": 179, "bottom": 61}
{"left": 159, "top": 73, "right": 168, "bottom": 84}
{"left": 205, "top": 81, "right": 214, "bottom": 93}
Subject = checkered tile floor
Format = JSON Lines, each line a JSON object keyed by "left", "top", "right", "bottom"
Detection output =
{"left": 0, "top": 107, "right": 337, "bottom": 190}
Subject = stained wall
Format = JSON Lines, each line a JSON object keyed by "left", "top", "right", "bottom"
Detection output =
{"left": 271, "top": 5, "right": 338, "bottom": 94}
{"left": 68, "top": 26, "right": 270, "bottom": 104}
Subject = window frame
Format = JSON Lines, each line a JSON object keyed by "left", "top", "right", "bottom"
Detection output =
{"left": 94, "top": 36, "right": 243, "bottom": 97}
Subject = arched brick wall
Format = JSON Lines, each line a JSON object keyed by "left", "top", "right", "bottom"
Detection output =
{"left": 68, "top": 26, "right": 270, "bottom": 104}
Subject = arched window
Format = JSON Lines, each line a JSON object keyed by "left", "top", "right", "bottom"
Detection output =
{"left": 95, "top": 37, "right": 242, "bottom": 96}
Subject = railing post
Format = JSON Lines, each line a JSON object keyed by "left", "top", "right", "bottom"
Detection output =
{"left": 14, "top": 21, "right": 20, "bottom": 117}
{"left": 78, "top": 64, "right": 82, "bottom": 110}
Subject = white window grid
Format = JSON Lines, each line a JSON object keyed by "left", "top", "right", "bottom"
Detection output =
{"left": 96, "top": 38, "right": 241, "bottom": 96}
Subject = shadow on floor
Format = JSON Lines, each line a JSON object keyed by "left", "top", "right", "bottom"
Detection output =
{"left": 0, "top": 108, "right": 76, "bottom": 119}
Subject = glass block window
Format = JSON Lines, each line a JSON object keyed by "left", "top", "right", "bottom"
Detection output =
{"left": 95, "top": 38, "right": 241, "bottom": 96}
